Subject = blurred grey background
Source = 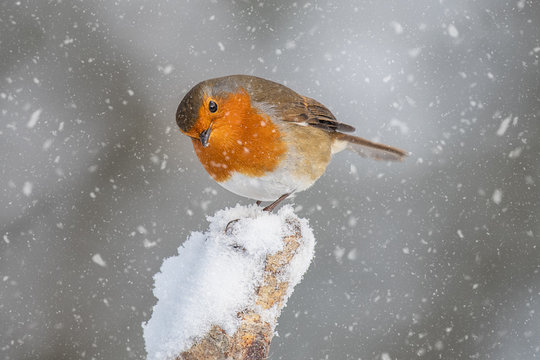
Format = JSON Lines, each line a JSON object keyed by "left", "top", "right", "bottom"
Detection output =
{"left": 1, "top": 0, "right": 539, "bottom": 359}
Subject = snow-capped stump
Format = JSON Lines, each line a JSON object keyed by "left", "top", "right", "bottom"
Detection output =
{"left": 143, "top": 204, "right": 315, "bottom": 360}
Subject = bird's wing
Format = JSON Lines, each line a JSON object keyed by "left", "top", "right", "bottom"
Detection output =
{"left": 243, "top": 76, "right": 353, "bottom": 133}
{"left": 283, "top": 96, "right": 407, "bottom": 162}
{"left": 278, "top": 95, "right": 355, "bottom": 133}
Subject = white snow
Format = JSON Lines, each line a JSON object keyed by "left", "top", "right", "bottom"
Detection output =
{"left": 508, "top": 147, "right": 522, "bottom": 158}
{"left": 492, "top": 189, "right": 503, "bottom": 205}
{"left": 408, "top": 47, "right": 422, "bottom": 58}
{"left": 334, "top": 246, "right": 345, "bottom": 264}
{"left": 347, "top": 248, "right": 358, "bottom": 261}
{"left": 42, "top": 139, "right": 53, "bottom": 151}
{"left": 143, "top": 204, "right": 315, "bottom": 360}
{"left": 496, "top": 116, "right": 512, "bottom": 136}
{"left": 390, "top": 21, "right": 403, "bottom": 34}
{"left": 158, "top": 65, "right": 174, "bottom": 75}
{"left": 285, "top": 40, "right": 296, "bottom": 49}
{"left": 22, "top": 181, "right": 33, "bottom": 196}
{"left": 389, "top": 118, "right": 409, "bottom": 134}
{"left": 143, "top": 239, "right": 157, "bottom": 248}
{"left": 92, "top": 253, "right": 107, "bottom": 267}
{"left": 447, "top": 24, "right": 459, "bottom": 38}
{"left": 27, "top": 109, "right": 42, "bottom": 129}
{"left": 137, "top": 225, "right": 148, "bottom": 235}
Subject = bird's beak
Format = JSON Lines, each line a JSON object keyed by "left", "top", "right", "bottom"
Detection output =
{"left": 199, "top": 125, "right": 212, "bottom": 147}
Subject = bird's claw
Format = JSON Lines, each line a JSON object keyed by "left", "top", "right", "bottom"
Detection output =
{"left": 225, "top": 219, "right": 240, "bottom": 235}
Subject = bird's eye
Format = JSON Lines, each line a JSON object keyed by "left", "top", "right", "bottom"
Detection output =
{"left": 208, "top": 100, "right": 218, "bottom": 113}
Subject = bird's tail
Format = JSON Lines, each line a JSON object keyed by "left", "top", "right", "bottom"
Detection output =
{"left": 331, "top": 132, "right": 407, "bottom": 162}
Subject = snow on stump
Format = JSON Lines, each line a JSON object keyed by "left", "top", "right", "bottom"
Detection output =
{"left": 143, "top": 204, "right": 315, "bottom": 360}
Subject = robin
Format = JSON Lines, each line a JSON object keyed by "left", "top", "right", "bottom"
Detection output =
{"left": 176, "top": 75, "right": 407, "bottom": 212}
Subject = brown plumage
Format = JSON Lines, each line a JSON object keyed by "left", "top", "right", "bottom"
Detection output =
{"left": 176, "top": 75, "right": 407, "bottom": 211}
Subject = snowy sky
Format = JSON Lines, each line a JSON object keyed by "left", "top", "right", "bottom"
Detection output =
{"left": 1, "top": 1, "right": 539, "bottom": 359}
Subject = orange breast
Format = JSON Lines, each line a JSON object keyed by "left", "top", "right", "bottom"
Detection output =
{"left": 193, "top": 90, "right": 287, "bottom": 182}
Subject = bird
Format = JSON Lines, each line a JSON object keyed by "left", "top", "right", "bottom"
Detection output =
{"left": 176, "top": 75, "right": 407, "bottom": 212}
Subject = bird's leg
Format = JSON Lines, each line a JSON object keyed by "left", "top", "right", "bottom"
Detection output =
{"left": 263, "top": 193, "right": 292, "bottom": 212}
{"left": 256, "top": 200, "right": 262, "bottom": 206}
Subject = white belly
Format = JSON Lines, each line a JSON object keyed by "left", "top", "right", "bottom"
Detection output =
{"left": 219, "top": 168, "right": 313, "bottom": 201}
